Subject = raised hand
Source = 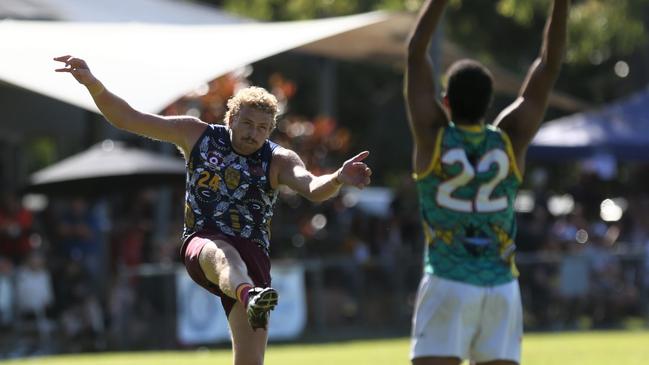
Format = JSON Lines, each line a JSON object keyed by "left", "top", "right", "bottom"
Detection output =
{"left": 338, "top": 151, "right": 372, "bottom": 189}
{"left": 54, "top": 55, "right": 101, "bottom": 92}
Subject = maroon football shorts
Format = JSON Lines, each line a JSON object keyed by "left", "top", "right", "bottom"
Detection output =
{"left": 181, "top": 231, "right": 271, "bottom": 316}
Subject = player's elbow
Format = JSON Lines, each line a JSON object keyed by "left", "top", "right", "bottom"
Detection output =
{"left": 406, "top": 38, "right": 417, "bottom": 55}
{"left": 540, "top": 57, "right": 563, "bottom": 77}
{"left": 406, "top": 46, "right": 425, "bottom": 62}
{"left": 101, "top": 106, "right": 140, "bottom": 131}
{"left": 294, "top": 185, "right": 324, "bottom": 203}
{"left": 406, "top": 34, "right": 429, "bottom": 60}
{"left": 541, "top": 49, "right": 565, "bottom": 73}
{"left": 305, "top": 193, "right": 327, "bottom": 203}
{"left": 104, "top": 116, "right": 127, "bottom": 130}
{"left": 546, "top": 58, "right": 563, "bottom": 74}
{"left": 531, "top": 56, "right": 561, "bottom": 81}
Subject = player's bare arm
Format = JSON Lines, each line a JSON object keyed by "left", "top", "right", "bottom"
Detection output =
{"left": 271, "top": 148, "right": 371, "bottom": 202}
{"left": 54, "top": 55, "right": 206, "bottom": 157}
{"left": 405, "top": 0, "right": 449, "bottom": 174}
{"left": 494, "top": 0, "right": 569, "bottom": 173}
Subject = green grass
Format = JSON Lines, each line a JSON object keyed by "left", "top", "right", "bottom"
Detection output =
{"left": 2, "top": 331, "right": 648, "bottom": 365}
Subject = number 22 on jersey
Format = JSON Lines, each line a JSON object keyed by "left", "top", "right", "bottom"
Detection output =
{"left": 436, "top": 148, "right": 510, "bottom": 213}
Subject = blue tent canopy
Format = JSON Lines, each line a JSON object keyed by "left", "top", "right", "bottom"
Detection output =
{"left": 529, "top": 86, "right": 649, "bottom": 161}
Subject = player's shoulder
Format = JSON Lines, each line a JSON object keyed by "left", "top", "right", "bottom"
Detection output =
{"left": 165, "top": 115, "right": 208, "bottom": 126}
{"left": 486, "top": 123, "right": 513, "bottom": 140}
{"left": 204, "top": 122, "right": 226, "bottom": 133}
{"left": 193, "top": 122, "right": 230, "bottom": 144}
{"left": 271, "top": 144, "right": 297, "bottom": 161}
{"left": 268, "top": 145, "right": 303, "bottom": 185}
{"left": 168, "top": 116, "right": 211, "bottom": 139}
{"left": 486, "top": 123, "right": 503, "bottom": 133}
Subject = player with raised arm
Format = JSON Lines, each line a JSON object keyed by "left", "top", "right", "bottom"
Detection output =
{"left": 54, "top": 55, "right": 371, "bottom": 365}
{"left": 404, "top": 0, "right": 568, "bottom": 364}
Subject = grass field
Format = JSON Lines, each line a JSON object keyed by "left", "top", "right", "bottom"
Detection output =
{"left": 2, "top": 331, "right": 648, "bottom": 365}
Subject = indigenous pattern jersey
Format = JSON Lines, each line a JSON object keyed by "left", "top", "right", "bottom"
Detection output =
{"left": 414, "top": 123, "right": 522, "bottom": 286}
{"left": 182, "top": 124, "right": 279, "bottom": 254}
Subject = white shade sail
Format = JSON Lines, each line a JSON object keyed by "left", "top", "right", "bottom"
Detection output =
{"left": 1, "top": 9, "right": 586, "bottom": 117}
{"left": 0, "top": 0, "right": 247, "bottom": 24}
{"left": 0, "top": 12, "right": 401, "bottom": 114}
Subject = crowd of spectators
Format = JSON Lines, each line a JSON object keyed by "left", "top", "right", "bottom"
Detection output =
{"left": 0, "top": 191, "right": 182, "bottom": 356}
{"left": 1, "top": 161, "right": 648, "bottom": 356}
{"left": 516, "top": 163, "right": 649, "bottom": 330}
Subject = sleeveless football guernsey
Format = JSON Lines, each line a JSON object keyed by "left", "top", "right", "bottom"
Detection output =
{"left": 182, "top": 124, "right": 279, "bottom": 254}
{"left": 414, "top": 122, "right": 522, "bottom": 286}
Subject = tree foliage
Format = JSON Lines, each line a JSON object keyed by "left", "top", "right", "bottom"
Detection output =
{"left": 209, "top": 0, "right": 648, "bottom": 65}
{"left": 495, "top": 0, "right": 648, "bottom": 64}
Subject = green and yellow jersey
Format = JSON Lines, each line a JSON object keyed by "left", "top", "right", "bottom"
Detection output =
{"left": 414, "top": 122, "right": 522, "bottom": 286}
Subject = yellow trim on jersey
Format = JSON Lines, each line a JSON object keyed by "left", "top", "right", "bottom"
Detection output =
{"left": 454, "top": 123, "right": 485, "bottom": 133}
{"left": 500, "top": 131, "right": 523, "bottom": 182}
{"left": 413, "top": 128, "right": 445, "bottom": 181}
{"left": 511, "top": 255, "right": 520, "bottom": 278}
{"left": 421, "top": 220, "right": 435, "bottom": 245}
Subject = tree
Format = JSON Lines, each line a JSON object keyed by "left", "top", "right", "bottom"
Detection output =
{"left": 207, "top": 0, "right": 648, "bottom": 66}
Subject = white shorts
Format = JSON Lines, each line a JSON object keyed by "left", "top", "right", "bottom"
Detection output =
{"left": 410, "top": 274, "right": 522, "bottom": 363}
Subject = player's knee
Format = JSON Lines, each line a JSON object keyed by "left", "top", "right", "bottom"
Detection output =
{"left": 198, "top": 243, "right": 219, "bottom": 265}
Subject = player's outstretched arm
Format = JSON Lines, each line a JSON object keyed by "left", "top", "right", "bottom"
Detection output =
{"left": 273, "top": 149, "right": 371, "bottom": 202}
{"left": 54, "top": 55, "right": 206, "bottom": 157}
{"left": 494, "top": 0, "right": 569, "bottom": 173}
{"left": 405, "top": 0, "right": 449, "bottom": 174}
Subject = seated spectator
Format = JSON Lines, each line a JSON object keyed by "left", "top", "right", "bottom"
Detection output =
{"left": 15, "top": 251, "right": 55, "bottom": 348}
{"left": 57, "top": 259, "right": 105, "bottom": 351}
{"left": 15, "top": 252, "right": 54, "bottom": 317}
{"left": 0, "top": 193, "right": 34, "bottom": 264}
{"left": 0, "top": 256, "right": 14, "bottom": 327}
{"left": 557, "top": 238, "right": 590, "bottom": 328}
{"left": 586, "top": 223, "right": 638, "bottom": 327}
{"left": 56, "top": 198, "right": 102, "bottom": 281}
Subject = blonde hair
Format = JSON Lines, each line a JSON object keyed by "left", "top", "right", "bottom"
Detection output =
{"left": 224, "top": 86, "right": 279, "bottom": 128}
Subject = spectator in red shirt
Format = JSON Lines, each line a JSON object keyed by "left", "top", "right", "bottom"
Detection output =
{"left": 0, "top": 193, "right": 34, "bottom": 264}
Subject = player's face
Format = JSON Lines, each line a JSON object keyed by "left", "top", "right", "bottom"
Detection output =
{"left": 229, "top": 105, "right": 274, "bottom": 155}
